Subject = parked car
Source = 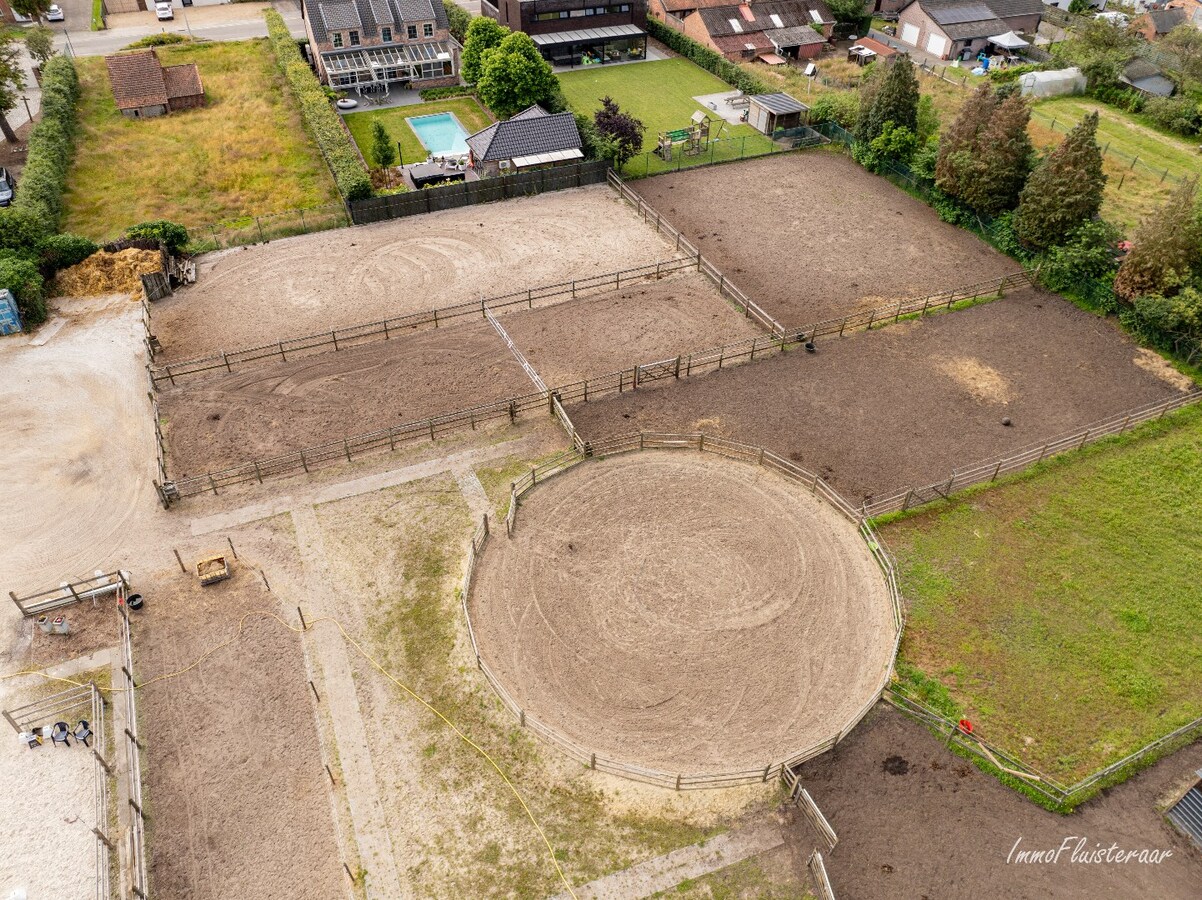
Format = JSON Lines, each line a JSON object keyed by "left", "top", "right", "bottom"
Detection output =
{"left": 45, "top": 4, "right": 65, "bottom": 20}
{"left": 155, "top": 2, "right": 174, "bottom": 20}
{"left": 0, "top": 168, "right": 15, "bottom": 207}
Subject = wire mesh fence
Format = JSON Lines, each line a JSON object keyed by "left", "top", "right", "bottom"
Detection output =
{"left": 624, "top": 126, "right": 830, "bottom": 178}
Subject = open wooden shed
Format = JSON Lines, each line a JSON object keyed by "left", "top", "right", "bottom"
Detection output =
{"left": 747, "top": 93, "right": 808, "bottom": 136}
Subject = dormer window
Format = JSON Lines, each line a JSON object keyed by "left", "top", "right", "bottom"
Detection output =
{"left": 423, "top": 22, "right": 433, "bottom": 36}
{"left": 349, "top": 29, "right": 360, "bottom": 45}
{"left": 332, "top": 32, "right": 344, "bottom": 47}
{"left": 382, "top": 26, "right": 392, "bottom": 42}
{"left": 407, "top": 24, "right": 418, "bottom": 38}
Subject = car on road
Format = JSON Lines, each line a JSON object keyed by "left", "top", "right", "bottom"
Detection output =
{"left": 155, "top": 2, "right": 174, "bottom": 20}
{"left": 45, "top": 4, "right": 64, "bottom": 20}
{"left": 0, "top": 168, "right": 16, "bottom": 208}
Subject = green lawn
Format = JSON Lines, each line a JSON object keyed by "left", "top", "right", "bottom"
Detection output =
{"left": 558, "top": 57, "right": 776, "bottom": 174}
{"left": 62, "top": 40, "right": 339, "bottom": 239}
{"left": 342, "top": 97, "right": 494, "bottom": 167}
{"left": 880, "top": 403, "right": 1202, "bottom": 783}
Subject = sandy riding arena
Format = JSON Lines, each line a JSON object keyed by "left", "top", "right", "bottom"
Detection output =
{"left": 470, "top": 451, "right": 897, "bottom": 775}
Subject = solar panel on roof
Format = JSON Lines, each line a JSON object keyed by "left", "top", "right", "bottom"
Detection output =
{"left": 928, "top": 3, "right": 995, "bottom": 24}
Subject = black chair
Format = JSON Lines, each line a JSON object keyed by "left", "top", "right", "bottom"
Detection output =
{"left": 74, "top": 720, "right": 92, "bottom": 748}
{"left": 51, "top": 722, "right": 71, "bottom": 748}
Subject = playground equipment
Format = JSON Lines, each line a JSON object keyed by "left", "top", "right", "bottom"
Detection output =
{"left": 654, "top": 111, "right": 713, "bottom": 161}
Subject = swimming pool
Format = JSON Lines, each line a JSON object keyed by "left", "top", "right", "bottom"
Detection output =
{"left": 407, "top": 112, "right": 469, "bottom": 156}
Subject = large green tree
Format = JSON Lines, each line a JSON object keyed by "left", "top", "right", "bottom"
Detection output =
{"left": 0, "top": 31, "right": 25, "bottom": 144}
{"left": 1015, "top": 112, "right": 1106, "bottom": 251}
{"left": 960, "top": 93, "right": 1034, "bottom": 216}
{"left": 856, "top": 55, "right": 919, "bottom": 145}
{"left": 461, "top": 17, "right": 508, "bottom": 85}
{"left": 1162, "top": 24, "right": 1202, "bottom": 92}
{"left": 476, "top": 31, "right": 556, "bottom": 120}
{"left": 935, "top": 83, "right": 997, "bottom": 199}
{"left": 26, "top": 25, "right": 56, "bottom": 67}
{"left": 1054, "top": 18, "right": 1141, "bottom": 88}
{"left": 1114, "top": 179, "right": 1202, "bottom": 302}
{"left": 442, "top": 0, "right": 473, "bottom": 45}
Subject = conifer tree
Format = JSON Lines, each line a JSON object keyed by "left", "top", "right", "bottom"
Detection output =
{"left": 935, "top": 84, "right": 996, "bottom": 199}
{"left": 961, "top": 93, "right": 1034, "bottom": 216}
{"left": 1114, "top": 179, "right": 1202, "bottom": 301}
{"left": 856, "top": 56, "right": 918, "bottom": 145}
{"left": 1015, "top": 112, "right": 1106, "bottom": 251}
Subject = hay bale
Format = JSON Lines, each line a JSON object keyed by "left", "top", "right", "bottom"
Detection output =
{"left": 54, "top": 248, "right": 164, "bottom": 299}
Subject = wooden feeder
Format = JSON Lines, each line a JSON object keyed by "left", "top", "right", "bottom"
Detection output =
{"left": 196, "top": 554, "right": 231, "bottom": 586}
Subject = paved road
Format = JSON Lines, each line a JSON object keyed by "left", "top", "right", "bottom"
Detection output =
{"left": 51, "top": 0, "right": 305, "bottom": 57}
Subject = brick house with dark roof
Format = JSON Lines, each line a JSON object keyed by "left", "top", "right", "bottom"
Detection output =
{"left": 301, "top": 0, "right": 460, "bottom": 90}
{"left": 482, "top": 0, "right": 648, "bottom": 67}
{"left": 465, "top": 105, "right": 583, "bottom": 176}
{"left": 1133, "top": 7, "right": 1186, "bottom": 41}
{"left": 894, "top": 0, "right": 1043, "bottom": 60}
{"left": 675, "top": 0, "right": 833, "bottom": 63}
{"left": 104, "top": 50, "right": 205, "bottom": 118}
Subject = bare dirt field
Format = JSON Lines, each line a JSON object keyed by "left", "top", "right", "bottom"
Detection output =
{"left": 501, "top": 272, "right": 763, "bottom": 386}
{"left": 152, "top": 186, "right": 681, "bottom": 361}
{"left": 629, "top": 152, "right": 1020, "bottom": 327}
{"left": 133, "top": 563, "right": 343, "bottom": 900}
{"left": 567, "top": 291, "right": 1194, "bottom": 503}
{"left": 470, "top": 452, "right": 896, "bottom": 774}
{"left": 159, "top": 319, "right": 533, "bottom": 477}
{"left": 795, "top": 704, "right": 1202, "bottom": 899}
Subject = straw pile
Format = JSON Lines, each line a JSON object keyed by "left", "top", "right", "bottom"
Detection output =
{"left": 55, "top": 249, "right": 163, "bottom": 298}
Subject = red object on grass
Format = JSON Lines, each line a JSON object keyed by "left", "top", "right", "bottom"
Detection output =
{"left": 959, "top": 719, "right": 974, "bottom": 734}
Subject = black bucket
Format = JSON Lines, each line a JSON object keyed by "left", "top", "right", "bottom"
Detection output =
{"left": 127, "top": 593, "right": 144, "bottom": 611}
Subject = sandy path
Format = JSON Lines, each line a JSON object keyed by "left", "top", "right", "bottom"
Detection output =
{"left": 471, "top": 452, "right": 896, "bottom": 774}
{"left": 151, "top": 186, "right": 681, "bottom": 360}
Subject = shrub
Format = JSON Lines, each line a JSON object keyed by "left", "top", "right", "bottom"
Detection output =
{"left": 0, "top": 206, "right": 51, "bottom": 255}
{"left": 476, "top": 31, "right": 556, "bottom": 119}
{"left": 418, "top": 85, "right": 476, "bottom": 101}
{"left": 265, "top": 10, "right": 372, "bottom": 200}
{"left": 12, "top": 54, "right": 79, "bottom": 229}
{"left": 0, "top": 252, "right": 47, "bottom": 325}
{"left": 461, "top": 17, "right": 508, "bottom": 85}
{"left": 808, "top": 91, "right": 859, "bottom": 127}
{"left": 1141, "top": 96, "right": 1201, "bottom": 136}
{"left": 123, "top": 33, "right": 192, "bottom": 49}
{"left": 1092, "top": 83, "right": 1144, "bottom": 113}
{"left": 39, "top": 233, "right": 98, "bottom": 272}
{"left": 644, "top": 18, "right": 768, "bottom": 94}
{"left": 125, "top": 220, "right": 190, "bottom": 253}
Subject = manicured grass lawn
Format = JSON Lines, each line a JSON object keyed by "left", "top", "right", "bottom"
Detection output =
{"left": 62, "top": 40, "right": 339, "bottom": 240}
{"left": 558, "top": 58, "right": 776, "bottom": 174}
{"left": 1029, "top": 98, "right": 1202, "bottom": 232}
{"left": 880, "top": 404, "right": 1202, "bottom": 782}
{"left": 342, "top": 97, "right": 493, "bottom": 166}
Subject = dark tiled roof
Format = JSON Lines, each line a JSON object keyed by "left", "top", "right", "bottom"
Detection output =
{"left": 766, "top": 24, "right": 826, "bottom": 45}
{"left": 105, "top": 50, "right": 168, "bottom": 110}
{"left": 941, "top": 14, "right": 1008, "bottom": 38}
{"left": 974, "top": 0, "right": 1043, "bottom": 18}
{"left": 466, "top": 106, "right": 582, "bottom": 162}
{"left": 511, "top": 105, "right": 548, "bottom": 121}
{"left": 307, "top": 0, "right": 449, "bottom": 43}
{"left": 398, "top": 0, "right": 436, "bottom": 21}
{"left": 162, "top": 63, "right": 204, "bottom": 99}
{"left": 320, "top": 0, "right": 363, "bottom": 31}
{"left": 927, "top": 2, "right": 993, "bottom": 24}
{"left": 1147, "top": 7, "right": 1186, "bottom": 31}
{"left": 698, "top": 0, "right": 833, "bottom": 38}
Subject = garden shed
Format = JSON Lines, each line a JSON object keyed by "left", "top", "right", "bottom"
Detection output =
{"left": 1017, "top": 66, "right": 1085, "bottom": 99}
{"left": 748, "top": 93, "right": 808, "bottom": 135}
{"left": 104, "top": 50, "right": 205, "bottom": 118}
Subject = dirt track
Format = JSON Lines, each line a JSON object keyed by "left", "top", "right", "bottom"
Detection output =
{"left": 152, "top": 186, "right": 681, "bottom": 360}
{"left": 160, "top": 320, "right": 532, "bottom": 477}
{"left": 630, "top": 152, "right": 1019, "bottom": 327}
{"left": 502, "top": 273, "right": 763, "bottom": 386}
{"left": 134, "top": 565, "right": 343, "bottom": 900}
{"left": 568, "top": 290, "right": 1192, "bottom": 503}
{"left": 470, "top": 452, "right": 896, "bottom": 773}
{"left": 796, "top": 704, "right": 1202, "bottom": 899}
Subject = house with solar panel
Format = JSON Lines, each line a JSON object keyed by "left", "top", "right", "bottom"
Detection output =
{"left": 484, "top": 0, "right": 649, "bottom": 68}
{"left": 666, "top": 0, "right": 834, "bottom": 65}
{"left": 893, "top": 0, "right": 1043, "bottom": 61}
{"left": 301, "top": 0, "right": 461, "bottom": 92}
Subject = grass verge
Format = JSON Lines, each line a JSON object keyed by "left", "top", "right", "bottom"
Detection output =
{"left": 342, "top": 97, "right": 493, "bottom": 166}
{"left": 879, "top": 402, "right": 1202, "bottom": 785}
{"left": 62, "top": 40, "right": 338, "bottom": 239}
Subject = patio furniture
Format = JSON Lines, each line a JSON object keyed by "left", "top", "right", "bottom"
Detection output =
{"left": 74, "top": 720, "right": 92, "bottom": 748}
{"left": 20, "top": 731, "right": 41, "bottom": 750}
{"left": 51, "top": 722, "right": 71, "bottom": 748}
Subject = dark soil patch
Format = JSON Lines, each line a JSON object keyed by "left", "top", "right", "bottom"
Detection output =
{"left": 160, "top": 320, "right": 532, "bottom": 477}
{"left": 793, "top": 705, "right": 1202, "bottom": 899}
{"left": 568, "top": 290, "right": 1191, "bottom": 502}
{"left": 629, "top": 152, "right": 1019, "bottom": 328}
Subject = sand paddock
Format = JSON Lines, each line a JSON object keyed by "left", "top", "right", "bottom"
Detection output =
{"left": 469, "top": 452, "right": 896, "bottom": 774}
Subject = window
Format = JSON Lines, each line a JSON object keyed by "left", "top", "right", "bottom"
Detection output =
{"left": 423, "top": 22, "right": 433, "bottom": 36}
{"left": 407, "top": 24, "right": 418, "bottom": 38}
{"left": 332, "top": 32, "right": 343, "bottom": 47}
{"left": 334, "top": 73, "right": 357, "bottom": 85}
{"left": 349, "top": 29, "right": 360, "bottom": 45}
{"left": 381, "top": 26, "right": 392, "bottom": 42}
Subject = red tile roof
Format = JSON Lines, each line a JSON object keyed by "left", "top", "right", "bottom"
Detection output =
{"left": 163, "top": 63, "right": 204, "bottom": 100}
{"left": 105, "top": 51, "right": 168, "bottom": 110}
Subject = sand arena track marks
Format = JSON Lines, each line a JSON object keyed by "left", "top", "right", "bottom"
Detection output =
{"left": 469, "top": 452, "right": 897, "bottom": 775}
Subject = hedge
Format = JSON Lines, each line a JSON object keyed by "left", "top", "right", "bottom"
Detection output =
{"left": 644, "top": 18, "right": 768, "bottom": 95}
{"left": 265, "top": 10, "right": 372, "bottom": 201}
{"left": 12, "top": 54, "right": 79, "bottom": 229}
{"left": 419, "top": 85, "right": 477, "bottom": 101}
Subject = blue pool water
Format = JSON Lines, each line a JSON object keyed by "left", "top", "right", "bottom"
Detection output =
{"left": 408, "top": 112, "right": 469, "bottom": 156}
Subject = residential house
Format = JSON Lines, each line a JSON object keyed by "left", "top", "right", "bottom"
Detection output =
{"left": 104, "top": 50, "right": 205, "bottom": 118}
{"left": 484, "top": 0, "right": 648, "bottom": 67}
{"left": 1133, "top": 6, "right": 1186, "bottom": 39}
{"left": 1166, "top": 0, "right": 1202, "bottom": 29}
{"left": 895, "top": 0, "right": 1043, "bottom": 61}
{"left": 465, "top": 105, "right": 584, "bottom": 176}
{"left": 676, "top": 0, "right": 834, "bottom": 64}
{"left": 301, "top": 0, "right": 460, "bottom": 90}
